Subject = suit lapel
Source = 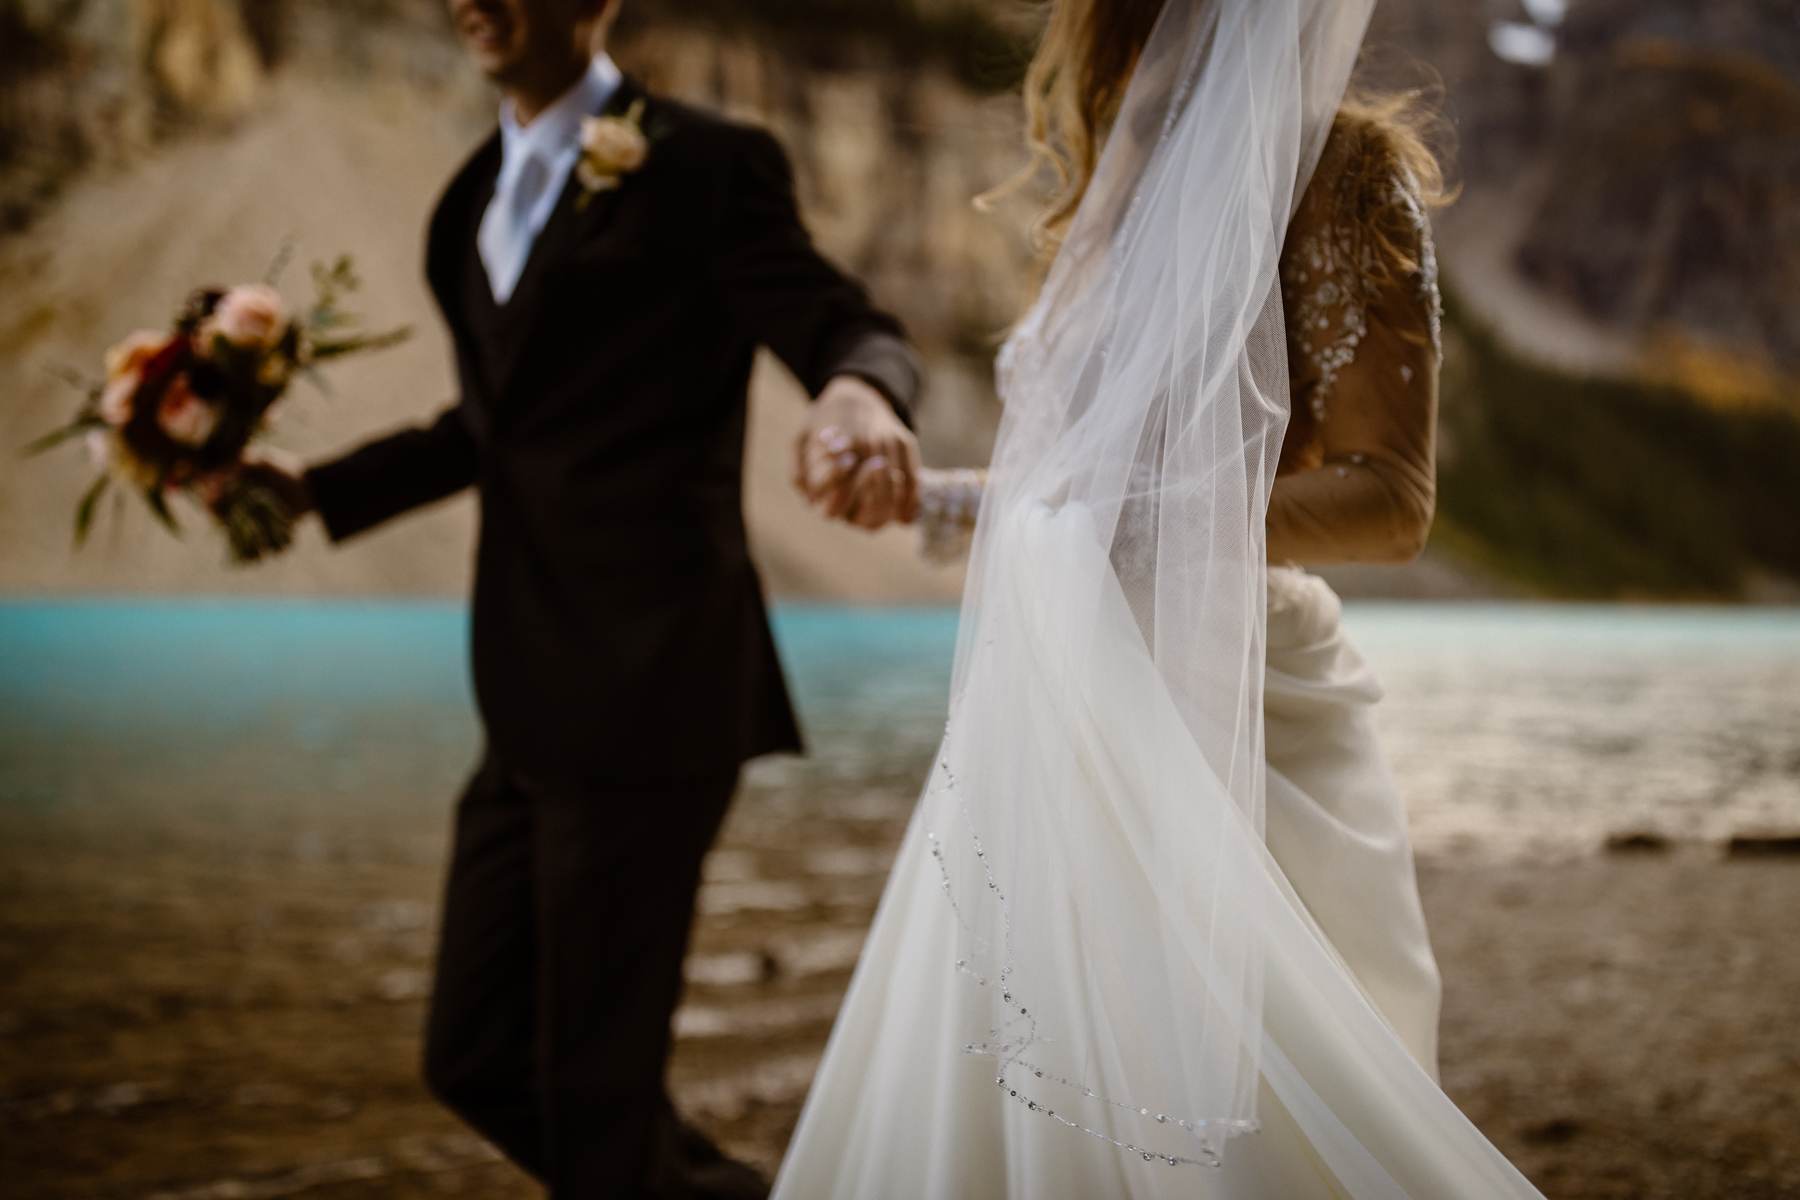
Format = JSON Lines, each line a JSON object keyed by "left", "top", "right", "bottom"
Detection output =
{"left": 487, "top": 77, "right": 647, "bottom": 395}
{"left": 428, "top": 132, "right": 502, "bottom": 353}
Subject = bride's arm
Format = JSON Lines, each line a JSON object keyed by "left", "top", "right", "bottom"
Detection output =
{"left": 916, "top": 467, "right": 988, "bottom": 561}
{"left": 914, "top": 328, "right": 1436, "bottom": 571}
{"left": 1264, "top": 346, "right": 1437, "bottom": 565}
{"left": 919, "top": 180, "right": 1441, "bottom": 569}
{"left": 1267, "top": 182, "right": 1441, "bottom": 566}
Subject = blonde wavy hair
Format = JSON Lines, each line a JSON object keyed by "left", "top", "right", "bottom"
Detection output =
{"left": 989, "top": 0, "right": 1453, "bottom": 273}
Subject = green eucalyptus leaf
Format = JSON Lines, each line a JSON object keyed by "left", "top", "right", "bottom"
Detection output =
{"left": 23, "top": 420, "right": 98, "bottom": 457}
{"left": 143, "top": 485, "right": 182, "bottom": 535}
{"left": 308, "top": 325, "right": 412, "bottom": 362}
{"left": 73, "top": 473, "right": 111, "bottom": 546}
{"left": 264, "top": 237, "right": 297, "bottom": 287}
{"left": 300, "top": 365, "right": 334, "bottom": 397}
{"left": 45, "top": 363, "right": 101, "bottom": 395}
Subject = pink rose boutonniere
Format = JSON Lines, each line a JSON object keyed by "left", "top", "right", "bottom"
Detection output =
{"left": 576, "top": 98, "right": 650, "bottom": 207}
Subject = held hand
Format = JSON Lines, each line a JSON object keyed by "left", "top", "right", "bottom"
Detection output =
{"left": 238, "top": 445, "right": 315, "bottom": 520}
{"left": 795, "top": 376, "right": 920, "bottom": 531}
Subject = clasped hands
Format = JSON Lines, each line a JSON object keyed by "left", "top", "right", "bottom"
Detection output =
{"left": 794, "top": 376, "right": 921, "bottom": 531}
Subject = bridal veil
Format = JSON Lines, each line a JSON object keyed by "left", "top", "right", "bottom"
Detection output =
{"left": 775, "top": 2, "right": 1547, "bottom": 1194}
{"left": 934, "top": 0, "right": 1375, "bottom": 1166}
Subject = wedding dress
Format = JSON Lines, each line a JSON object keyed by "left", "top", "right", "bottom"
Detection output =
{"left": 775, "top": 2, "right": 1544, "bottom": 1196}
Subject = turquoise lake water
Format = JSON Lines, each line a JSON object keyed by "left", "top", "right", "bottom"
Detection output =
{"left": 2, "top": 600, "right": 1797, "bottom": 858}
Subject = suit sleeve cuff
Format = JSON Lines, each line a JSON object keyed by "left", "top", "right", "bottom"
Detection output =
{"left": 822, "top": 331, "right": 922, "bottom": 430}
{"left": 303, "top": 458, "right": 374, "bottom": 544}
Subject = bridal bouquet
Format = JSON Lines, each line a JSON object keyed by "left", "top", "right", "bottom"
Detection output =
{"left": 28, "top": 257, "right": 408, "bottom": 562}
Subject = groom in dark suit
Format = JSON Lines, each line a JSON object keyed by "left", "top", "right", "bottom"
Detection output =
{"left": 262, "top": 0, "right": 922, "bottom": 1194}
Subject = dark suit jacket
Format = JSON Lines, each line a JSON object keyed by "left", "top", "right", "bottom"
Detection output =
{"left": 306, "top": 79, "right": 921, "bottom": 784}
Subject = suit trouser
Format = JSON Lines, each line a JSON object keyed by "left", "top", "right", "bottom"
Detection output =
{"left": 422, "top": 756, "right": 761, "bottom": 1198}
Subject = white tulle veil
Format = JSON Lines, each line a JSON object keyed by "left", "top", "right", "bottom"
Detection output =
{"left": 922, "top": 0, "right": 1376, "bottom": 1169}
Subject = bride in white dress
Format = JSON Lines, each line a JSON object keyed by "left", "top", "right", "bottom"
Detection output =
{"left": 777, "top": 1, "right": 1545, "bottom": 1196}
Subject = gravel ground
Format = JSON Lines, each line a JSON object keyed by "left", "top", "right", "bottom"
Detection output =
{"left": 2, "top": 782, "right": 1797, "bottom": 1200}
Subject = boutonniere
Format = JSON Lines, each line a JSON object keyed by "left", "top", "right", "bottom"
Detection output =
{"left": 576, "top": 98, "right": 649, "bottom": 208}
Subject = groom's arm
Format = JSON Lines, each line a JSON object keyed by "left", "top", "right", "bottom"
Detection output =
{"left": 302, "top": 401, "right": 479, "bottom": 543}
{"left": 712, "top": 127, "right": 922, "bottom": 425}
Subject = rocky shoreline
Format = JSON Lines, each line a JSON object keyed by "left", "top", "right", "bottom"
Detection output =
{"left": 2, "top": 782, "right": 1796, "bottom": 1199}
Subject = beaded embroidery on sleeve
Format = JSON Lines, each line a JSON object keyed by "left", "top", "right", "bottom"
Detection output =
{"left": 1280, "top": 167, "right": 1442, "bottom": 424}
{"left": 917, "top": 468, "right": 988, "bottom": 563}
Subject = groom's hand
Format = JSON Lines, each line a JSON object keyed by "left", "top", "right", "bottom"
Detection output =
{"left": 796, "top": 377, "right": 920, "bottom": 531}
{"left": 221, "top": 446, "right": 315, "bottom": 562}
{"left": 240, "top": 445, "right": 315, "bottom": 521}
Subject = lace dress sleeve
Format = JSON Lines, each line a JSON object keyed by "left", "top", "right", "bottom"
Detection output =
{"left": 916, "top": 468, "right": 988, "bottom": 563}
{"left": 1268, "top": 165, "right": 1443, "bottom": 565}
{"left": 915, "top": 164, "right": 1443, "bottom": 570}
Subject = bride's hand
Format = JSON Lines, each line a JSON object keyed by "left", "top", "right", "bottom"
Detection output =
{"left": 839, "top": 453, "right": 910, "bottom": 531}
{"left": 796, "top": 376, "right": 920, "bottom": 530}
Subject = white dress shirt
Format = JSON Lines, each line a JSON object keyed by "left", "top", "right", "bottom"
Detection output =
{"left": 477, "top": 54, "right": 623, "bottom": 304}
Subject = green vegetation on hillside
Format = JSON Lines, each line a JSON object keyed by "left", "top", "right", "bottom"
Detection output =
{"left": 1436, "top": 290, "right": 1800, "bottom": 598}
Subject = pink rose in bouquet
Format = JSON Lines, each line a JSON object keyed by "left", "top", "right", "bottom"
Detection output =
{"left": 104, "top": 329, "right": 167, "bottom": 381}
{"left": 98, "top": 329, "right": 165, "bottom": 426}
{"left": 204, "top": 283, "right": 287, "bottom": 351}
{"left": 28, "top": 255, "right": 409, "bottom": 561}
{"left": 155, "top": 375, "right": 220, "bottom": 447}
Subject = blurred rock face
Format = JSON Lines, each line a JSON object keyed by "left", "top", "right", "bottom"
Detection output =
{"left": 512, "top": 1, "right": 1800, "bottom": 417}
{"left": 134, "top": 0, "right": 265, "bottom": 119}
{"left": 0, "top": 1, "right": 1015, "bottom": 600}
{"left": 10, "top": 0, "right": 1795, "bottom": 370}
{"left": 2, "top": 0, "right": 1796, "bottom": 600}
{"left": 1516, "top": 41, "right": 1800, "bottom": 375}
{"left": 2, "top": 0, "right": 259, "bottom": 232}
{"left": 1372, "top": 0, "right": 1800, "bottom": 378}
{"left": 0, "top": 1, "right": 1034, "bottom": 437}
